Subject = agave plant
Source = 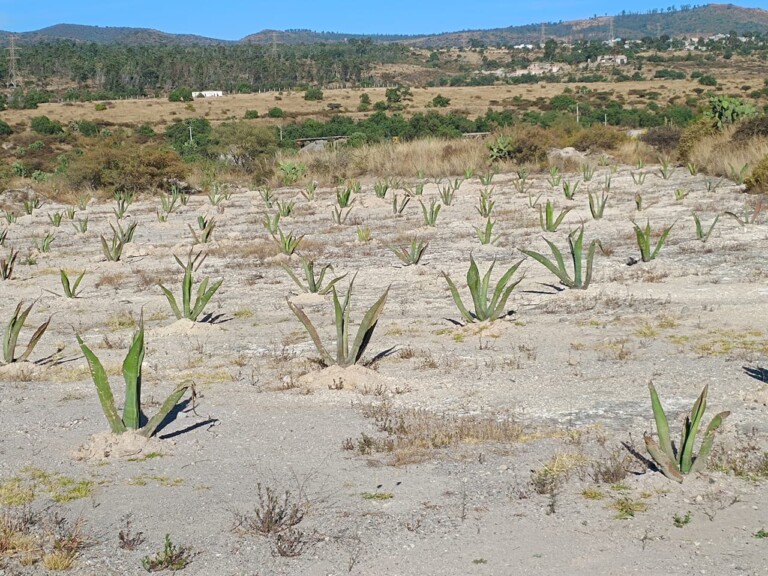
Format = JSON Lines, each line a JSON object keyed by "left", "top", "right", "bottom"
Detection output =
{"left": 644, "top": 382, "right": 729, "bottom": 483}
{"left": 159, "top": 251, "right": 223, "bottom": 322}
{"left": 442, "top": 255, "right": 524, "bottom": 324}
{"left": 390, "top": 239, "right": 428, "bottom": 266}
{"left": 1, "top": 247, "right": 18, "bottom": 280}
{"left": 3, "top": 301, "right": 51, "bottom": 364}
{"left": 60, "top": 269, "right": 86, "bottom": 298}
{"left": 287, "top": 275, "right": 389, "bottom": 367}
{"left": 539, "top": 200, "right": 572, "bottom": 232}
{"left": 633, "top": 220, "right": 674, "bottom": 262}
{"left": 522, "top": 226, "right": 601, "bottom": 290}
{"left": 281, "top": 257, "right": 346, "bottom": 295}
{"left": 77, "top": 318, "right": 191, "bottom": 438}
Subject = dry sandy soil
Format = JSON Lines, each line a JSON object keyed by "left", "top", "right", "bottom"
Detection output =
{"left": 1, "top": 155, "right": 768, "bottom": 575}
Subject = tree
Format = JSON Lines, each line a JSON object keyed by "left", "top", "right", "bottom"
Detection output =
{"left": 0, "top": 119, "right": 13, "bottom": 136}
{"left": 267, "top": 107, "right": 285, "bottom": 118}
{"left": 304, "top": 86, "right": 323, "bottom": 101}
{"left": 30, "top": 116, "right": 64, "bottom": 135}
{"left": 431, "top": 94, "right": 451, "bottom": 108}
{"left": 168, "top": 87, "right": 194, "bottom": 102}
{"left": 211, "top": 121, "right": 277, "bottom": 176}
{"left": 164, "top": 117, "right": 213, "bottom": 158}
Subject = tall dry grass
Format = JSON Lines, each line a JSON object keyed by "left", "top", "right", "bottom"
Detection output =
{"left": 688, "top": 127, "right": 768, "bottom": 180}
{"left": 292, "top": 138, "right": 494, "bottom": 184}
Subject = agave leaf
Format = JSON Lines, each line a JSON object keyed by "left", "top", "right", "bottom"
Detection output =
{"left": 477, "top": 259, "right": 495, "bottom": 320}
{"left": 644, "top": 433, "right": 684, "bottom": 483}
{"left": 348, "top": 286, "right": 390, "bottom": 366}
{"left": 442, "top": 272, "right": 475, "bottom": 324}
{"left": 3, "top": 302, "right": 24, "bottom": 363}
{"left": 680, "top": 384, "right": 708, "bottom": 473}
{"left": 16, "top": 316, "right": 51, "bottom": 363}
{"left": 182, "top": 264, "right": 193, "bottom": 318}
{"left": 582, "top": 240, "right": 601, "bottom": 290}
{"left": 281, "top": 262, "right": 307, "bottom": 292}
{"left": 190, "top": 278, "right": 222, "bottom": 321}
{"left": 77, "top": 334, "right": 126, "bottom": 434}
{"left": 689, "top": 411, "right": 730, "bottom": 474}
{"left": 140, "top": 381, "right": 191, "bottom": 438}
{"left": 159, "top": 284, "right": 182, "bottom": 319}
{"left": 287, "top": 299, "right": 334, "bottom": 366}
{"left": 651, "top": 223, "right": 675, "bottom": 260}
{"left": 569, "top": 228, "right": 584, "bottom": 287}
{"left": 319, "top": 273, "right": 347, "bottom": 296}
{"left": 333, "top": 286, "right": 347, "bottom": 363}
{"left": 488, "top": 260, "right": 524, "bottom": 320}
{"left": 522, "top": 241, "right": 571, "bottom": 287}
{"left": 71, "top": 270, "right": 86, "bottom": 294}
{"left": 121, "top": 319, "right": 145, "bottom": 430}
{"left": 466, "top": 257, "right": 485, "bottom": 321}
{"left": 648, "top": 382, "right": 676, "bottom": 464}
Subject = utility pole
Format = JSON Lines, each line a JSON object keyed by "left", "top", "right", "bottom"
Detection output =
{"left": 7, "top": 34, "right": 20, "bottom": 88}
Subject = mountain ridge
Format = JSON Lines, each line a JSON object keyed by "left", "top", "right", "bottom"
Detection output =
{"left": 1, "top": 4, "right": 767, "bottom": 47}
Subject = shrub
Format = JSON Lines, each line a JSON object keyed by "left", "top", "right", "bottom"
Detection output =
{"left": 94, "top": 103, "right": 107, "bottom": 111}
{"left": 641, "top": 125, "right": 682, "bottom": 154}
{"left": 431, "top": 94, "right": 451, "bottom": 108}
{"left": 0, "top": 119, "right": 12, "bottom": 136}
{"left": 267, "top": 107, "right": 285, "bottom": 118}
{"left": 168, "top": 87, "right": 194, "bottom": 102}
{"left": 676, "top": 118, "right": 716, "bottom": 161}
{"left": 304, "top": 87, "right": 323, "bottom": 101}
{"left": 74, "top": 120, "right": 99, "bottom": 137}
{"left": 134, "top": 123, "right": 156, "bottom": 141}
{"left": 30, "top": 116, "right": 63, "bottom": 135}
{"left": 164, "top": 117, "right": 213, "bottom": 158}
{"left": 570, "top": 125, "right": 626, "bottom": 152}
{"left": 732, "top": 115, "right": 768, "bottom": 143}
{"left": 698, "top": 74, "right": 717, "bottom": 87}
{"left": 66, "top": 141, "right": 186, "bottom": 194}
{"left": 244, "top": 109, "right": 259, "bottom": 119}
{"left": 211, "top": 121, "right": 277, "bottom": 175}
{"left": 745, "top": 155, "right": 768, "bottom": 193}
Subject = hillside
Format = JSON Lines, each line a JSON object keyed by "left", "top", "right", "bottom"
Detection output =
{"left": 1, "top": 4, "right": 768, "bottom": 47}
{"left": 0, "top": 23, "right": 231, "bottom": 46}
{"left": 407, "top": 4, "right": 768, "bottom": 47}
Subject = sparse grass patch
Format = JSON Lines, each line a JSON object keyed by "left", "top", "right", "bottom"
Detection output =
{"left": 348, "top": 403, "right": 526, "bottom": 465}
{"left": 612, "top": 496, "right": 648, "bottom": 519}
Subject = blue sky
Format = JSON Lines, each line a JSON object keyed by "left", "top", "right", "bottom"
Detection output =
{"left": 1, "top": 1, "right": 767, "bottom": 38}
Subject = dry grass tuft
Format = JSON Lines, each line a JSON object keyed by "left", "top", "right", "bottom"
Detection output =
{"left": 347, "top": 403, "right": 526, "bottom": 465}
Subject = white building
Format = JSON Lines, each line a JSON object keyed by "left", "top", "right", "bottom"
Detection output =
{"left": 194, "top": 90, "right": 224, "bottom": 98}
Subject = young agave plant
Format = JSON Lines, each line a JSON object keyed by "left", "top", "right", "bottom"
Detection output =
{"left": 281, "top": 257, "right": 346, "bottom": 295}
{"left": 633, "top": 220, "right": 674, "bottom": 262}
{"left": 644, "top": 382, "right": 729, "bottom": 483}
{"left": 522, "top": 226, "right": 601, "bottom": 290}
{"left": 3, "top": 301, "right": 51, "bottom": 364}
{"left": 539, "top": 200, "right": 572, "bottom": 232}
{"left": 442, "top": 255, "right": 524, "bottom": 324}
{"left": 390, "top": 239, "right": 428, "bottom": 266}
{"left": 77, "top": 319, "right": 191, "bottom": 438}
{"left": 287, "top": 275, "right": 389, "bottom": 367}
{"left": 159, "top": 251, "right": 223, "bottom": 322}
{"left": 60, "top": 269, "right": 86, "bottom": 298}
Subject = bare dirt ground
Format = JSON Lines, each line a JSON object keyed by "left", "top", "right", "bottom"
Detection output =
{"left": 1, "top": 156, "right": 768, "bottom": 575}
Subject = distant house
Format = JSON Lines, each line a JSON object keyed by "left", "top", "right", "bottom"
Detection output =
{"left": 194, "top": 90, "right": 224, "bottom": 98}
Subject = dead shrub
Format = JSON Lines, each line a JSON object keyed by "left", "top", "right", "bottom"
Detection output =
{"left": 570, "top": 125, "right": 627, "bottom": 152}
{"left": 640, "top": 125, "right": 682, "bottom": 155}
